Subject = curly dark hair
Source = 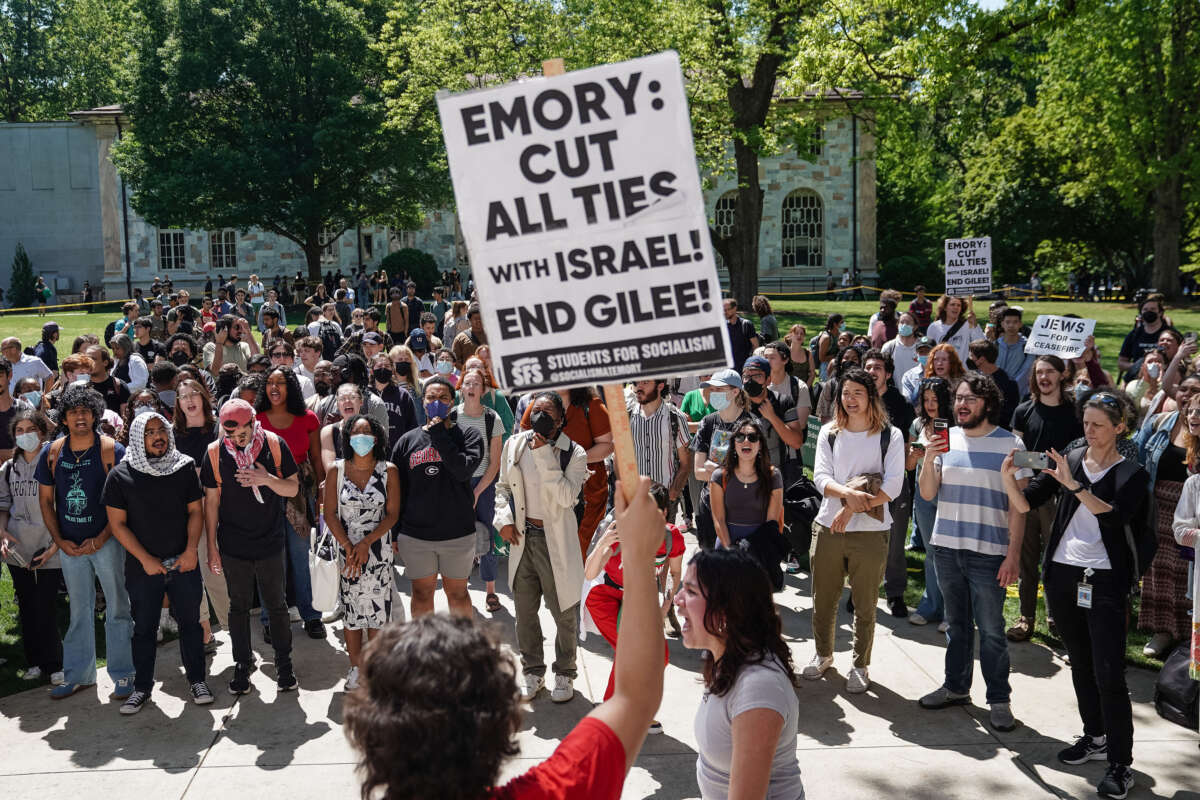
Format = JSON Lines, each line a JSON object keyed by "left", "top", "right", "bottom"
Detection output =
{"left": 256, "top": 366, "right": 306, "bottom": 416}
{"left": 917, "top": 377, "right": 953, "bottom": 426}
{"left": 166, "top": 332, "right": 200, "bottom": 358}
{"left": 957, "top": 370, "right": 1005, "bottom": 425}
{"left": 833, "top": 345, "right": 861, "bottom": 378}
{"left": 344, "top": 616, "right": 521, "bottom": 800}
{"left": 340, "top": 413, "right": 388, "bottom": 461}
{"left": 690, "top": 548, "right": 798, "bottom": 697}
{"left": 58, "top": 384, "right": 106, "bottom": 433}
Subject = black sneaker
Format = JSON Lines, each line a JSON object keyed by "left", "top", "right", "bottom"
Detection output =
{"left": 888, "top": 597, "right": 908, "bottom": 618}
{"left": 277, "top": 666, "right": 298, "bottom": 692}
{"left": 303, "top": 619, "right": 324, "bottom": 640}
{"left": 262, "top": 625, "right": 272, "bottom": 645}
{"left": 229, "top": 663, "right": 253, "bottom": 695}
{"left": 1057, "top": 734, "right": 1107, "bottom": 765}
{"left": 119, "top": 689, "right": 150, "bottom": 715}
{"left": 1097, "top": 764, "right": 1133, "bottom": 799}
{"left": 190, "top": 681, "right": 214, "bottom": 705}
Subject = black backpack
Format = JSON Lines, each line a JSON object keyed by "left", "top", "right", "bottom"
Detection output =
{"left": 317, "top": 320, "right": 342, "bottom": 361}
{"left": 1153, "top": 641, "right": 1198, "bottom": 731}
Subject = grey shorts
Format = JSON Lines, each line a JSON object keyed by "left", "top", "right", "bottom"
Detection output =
{"left": 395, "top": 533, "right": 475, "bottom": 581}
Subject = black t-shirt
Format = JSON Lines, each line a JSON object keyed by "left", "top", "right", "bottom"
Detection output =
{"left": 0, "top": 402, "right": 22, "bottom": 451}
{"left": 1010, "top": 398, "right": 1084, "bottom": 453}
{"left": 175, "top": 424, "right": 217, "bottom": 465}
{"left": 373, "top": 383, "right": 418, "bottom": 450}
{"left": 1118, "top": 325, "right": 1161, "bottom": 362}
{"left": 390, "top": 423, "right": 482, "bottom": 541}
{"left": 726, "top": 316, "right": 758, "bottom": 370}
{"left": 90, "top": 375, "right": 131, "bottom": 413}
{"left": 33, "top": 340, "right": 58, "bottom": 373}
{"left": 881, "top": 386, "right": 915, "bottom": 444}
{"left": 134, "top": 338, "right": 167, "bottom": 364}
{"left": 747, "top": 388, "right": 797, "bottom": 467}
{"left": 199, "top": 435, "right": 300, "bottom": 559}
{"left": 102, "top": 461, "right": 204, "bottom": 569}
{"left": 991, "top": 368, "right": 1020, "bottom": 430}
{"left": 403, "top": 297, "right": 425, "bottom": 329}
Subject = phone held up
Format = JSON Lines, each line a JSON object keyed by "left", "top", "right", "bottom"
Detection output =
{"left": 932, "top": 419, "right": 950, "bottom": 449}
{"left": 1013, "top": 451, "right": 1050, "bottom": 470}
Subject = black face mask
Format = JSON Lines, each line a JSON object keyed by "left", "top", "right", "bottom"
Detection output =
{"left": 314, "top": 381, "right": 331, "bottom": 397}
{"left": 372, "top": 368, "right": 393, "bottom": 384}
{"left": 1141, "top": 310, "right": 1158, "bottom": 324}
{"left": 530, "top": 410, "right": 558, "bottom": 439}
{"left": 744, "top": 379, "right": 765, "bottom": 397}
{"left": 170, "top": 351, "right": 191, "bottom": 366}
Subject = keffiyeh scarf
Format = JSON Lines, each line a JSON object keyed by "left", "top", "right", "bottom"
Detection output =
{"left": 127, "top": 412, "right": 193, "bottom": 477}
{"left": 223, "top": 419, "right": 268, "bottom": 502}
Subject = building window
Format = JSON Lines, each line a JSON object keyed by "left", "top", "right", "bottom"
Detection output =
{"left": 209, "top": 230, "right": 237, "bottom": 270}
{"left": 158, "top": 230, "right": 186, "bottom": 271}
{"left": 781, "top": 190, "right": 823, "bottom": 268}
{"left": 320, "top": 226, "right": 339, "bottom": 264}
{"left": 361, "top": 232, "right": 374, "bottom": 260}
{"left": 712, "top": 191, "right": 738, "bottom": 270}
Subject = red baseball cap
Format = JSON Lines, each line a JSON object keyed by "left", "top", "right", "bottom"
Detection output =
{"left": 218, "top": 398, "right": 255, "bottom": 427}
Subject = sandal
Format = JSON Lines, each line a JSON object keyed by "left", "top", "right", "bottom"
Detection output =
{"left": 486, "top": 593, "right": 502, "bottom": 612}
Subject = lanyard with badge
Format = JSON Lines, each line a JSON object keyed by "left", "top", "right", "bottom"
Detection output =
{"left": 1077, "top": 567, "right": 1094, "bottom": 609}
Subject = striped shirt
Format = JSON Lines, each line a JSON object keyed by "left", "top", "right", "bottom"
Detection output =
{"left": 628, "top": 399, "right": 691, "bottom": 487}
{"left": 454, "top": 406, "right": 498, "bottom": 479}
{"left": 930, "top": 426, "right": 1031, "bottom": 556}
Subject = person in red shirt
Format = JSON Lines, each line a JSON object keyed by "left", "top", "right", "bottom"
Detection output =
{"left": 584, "top": 483, "right": 684, "bottom": 715}
{"left": 344, "top": 477, "right": 666, "bottom": 800}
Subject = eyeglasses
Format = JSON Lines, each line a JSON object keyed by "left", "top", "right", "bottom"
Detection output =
{"left": 269, "top": 351, "right": 290, "bottom": 358}
{"left": 733, "top": 432, "right": 761, "bottom": 443}
{"left": 954, "top": 394, "right": 982, "bottom": 405}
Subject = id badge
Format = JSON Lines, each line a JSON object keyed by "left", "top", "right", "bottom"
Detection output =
{"left": 1076, "top": 582, "right": 1093, "bottom": 609}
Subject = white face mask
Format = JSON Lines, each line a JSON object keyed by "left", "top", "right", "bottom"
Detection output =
{"left": 1146, "top": 363, "right": 1161, "bottom": 379}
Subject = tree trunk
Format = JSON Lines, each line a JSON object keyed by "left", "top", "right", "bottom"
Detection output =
{"left": 725, "top": 139, "right": 763, "bottom": 308}
{"left": 305, "top": 239, "right": 324, "bottom": 286}
{"left": 1150, "top": 174, "right": 1183, "bottom": 299}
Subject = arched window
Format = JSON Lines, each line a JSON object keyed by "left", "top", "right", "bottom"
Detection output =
{"left": 712, "top": 191, "right": 737, "bottom": 269}
{"left": 781, "top": 189, "right": 823, "bottom": 268}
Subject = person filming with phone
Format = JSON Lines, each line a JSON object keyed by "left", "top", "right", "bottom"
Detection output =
{"left": 1000, "top": 390, "right": 1149, "bottom": 800}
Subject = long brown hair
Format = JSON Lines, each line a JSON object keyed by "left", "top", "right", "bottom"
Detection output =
{"left": 935, "top": 293, "right": 966, "bottom": 322}
{"left": 172, "top": 378, "right": 215, "bottom": 435}
{"left": 721, "top": 419, "right": 774, "bottom": 503}
{"left": 832, "top": 368, "right": 888, "bottom": 435}
{"left": 1184, "top": 393, "right": 1200, "bottom": 473}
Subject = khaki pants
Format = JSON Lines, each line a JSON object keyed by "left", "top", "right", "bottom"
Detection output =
{"left": 811, "top": 524, "right": 889, "bottom": 668}
{"left": 1018, "top": 498, "right": 1057, "bottom": 620}
{"left": 197, "top": 536, "right": 230, "bottom": 630}
{"left": 514, "top": 526, "right": 578, "bottom": 679}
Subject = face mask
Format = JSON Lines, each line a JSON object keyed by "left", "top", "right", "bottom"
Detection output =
{"left": 372, "top": 368, "right": 393, "bottom": 384}
{"left": 315, "top": 381, "right": 331, "bottom": 397}
{"left": 1146, "top": 363, "right": 1161, "bottom": 379}
{"left": 435, "top": 361, "right": 454, "bottom": 375}
{"left": 170, "top": 351, "right": 191, "bottom": 366}
{"left": 425, "top": 399, "right": 451, "bottom": 420}
{"left": 157, "top": 389, "right": 176, "bottom": 407}
{"left": 710, "top": 391, "right": 731, "bottom": 410}
{"left": 744, "top": 379, "right": 764, "bottom": 397}
{"left": 917, "top": 354, "right": 928, "bottom": 366}
{"left": 1075, "top": 383, "right": 1090, "bottom": 398}
{"left": 134, "top": 405, "right": 156, "bottom": 418}
{"left": 15, "top": 432, "right": 40, "bottom": 452}
{"left": 530, "top": 410, "right": 558, "bottom": 439}
{"left": 1141, "top": 310, "right": 1158, "bottom": 325}
{"left": 349, "top": 434, "right": 376, "bottom": 457}
{"left": 20, "top": 390, "right": 41, "bottom": 408}
{"left": 898, "top": 324, "right": 914, "bottom": 337}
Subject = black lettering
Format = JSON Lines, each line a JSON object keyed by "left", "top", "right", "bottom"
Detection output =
{"left": 592, "top": 245, "right": 617, "bottom": 276}
{"left": 567, "top": 248, "right": 591, "bottom": 280}
{"left": 649, "top": 170, "right": 677, "bottom": 197}
{"left": 619, "top": 176, "right": 649, "bottom": 215}
{"left": 519, "top": 144, "right": 553, "bottom": 183}
{"left": 606, "top": 72, "right": 641, "bottom": 114}
{"left": 674, "top": 281, "right": 702, "bottom": 315}
{"left": 571, "top": 184, "right": 602, "bottom": 223}
{"left": 489, "top": 97, "right": 530, "bottom": 141}
{"left": 587, "top": 131, "right": 618, "bottom": 170}
{"left": 585, "top": 294, "right": 617, "bottom": 327}
{"left": 514, "top": 197, "right": 543, "bottom": 235}
{"left": 497, "top": 307, "right": 520, "bottom": 338}
{"left": 546, "top": 301, "right": 575, "bottom": 332}
{"left": 554, "top": 137, "right": 590, "bottom": 179}
{"left": 573, "top": 82, "right": 609, "bottom": 123}
{"left": 646, "top": 236, "right": 669, "bottom": 267}
{"left": 650, "top": 284, "right": 675, "bottom": 317}
{"left": 462, "top": 105, "right": 489, "bottom": 145}
{"left": 485, "top": 202, "right": 519, "bottom": 240}
{"left": 539, "top": 193, "right": 567, "bottom": 232}
{"left": 620, "top": 240, "right": 648, "bottom": 271}
{"left": 532, "top": 89, "right": 572, "bottom": 130}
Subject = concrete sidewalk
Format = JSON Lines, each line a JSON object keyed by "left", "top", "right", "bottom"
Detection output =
{"left": 0, "top": 561, "right": 1196, "bottom": 799}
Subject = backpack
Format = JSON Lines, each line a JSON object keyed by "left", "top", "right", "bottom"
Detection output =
{"left": 826, "top": 424, "right": 892, "bottom": 467}
{"left": 1153, "top": 641, "right": 1198, "bottom": 731}
{"left": 205, "top": 433, "right": 284, "bottom": 489}
{"left": 317, "top": 320, "right": 342, "bottom": 361}
{"left": 46, "top": 435, "right": 117, "bottom": 481}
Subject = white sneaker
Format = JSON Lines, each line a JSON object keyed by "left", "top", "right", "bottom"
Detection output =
{"left": 1142, "top": 632, "right": 1173, "bottom": 659}
{"left": 321, "top": 608, "right": 343, "bottom": 624}
{"left": 550, "top": 674, "right": 574, "bottom": 703}
{"left": 802, "top": 654, "right": 834, "bottom": 680}
{"left": 50, "top": 671, "right": 65, "bottom": 686}
{"left": 345, "top": 666, "right": 360, "bottom": 691}
{"left": 846, "top": 667, "right": 870, "bottom": 694}
{"left": 23, "top": 666, "right": 43, "bottom": 681}
{"left": 938, "top": 621, "right": 949, "bottom": 633}
{"left": 908, "top": 612, "right": 928, "bottom": 626}
{"left": 288, "top": 606, "right": 302, "bottom": 623}
{"left": 520, "top": 673, "right": 545, "bottom": 700}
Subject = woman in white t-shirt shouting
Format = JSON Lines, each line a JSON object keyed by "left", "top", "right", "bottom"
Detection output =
{"left": 1000, "top": 390, "right": 1149, "bottom": 800}
{"left": 674, "top": 548, "right": 803, "bottom": 800}
{"left": 926, "top": 294, "right": 984, "bottom": 364}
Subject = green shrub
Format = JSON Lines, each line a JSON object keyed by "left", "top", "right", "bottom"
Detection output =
{"left": 878, "top": 255, "right": 944, "bottom": 294}
{"left": 381, "top": 249, "right": 440, "bottom": 297}
{"left": 8, "top": 243, "right": 36, "bottom": 308}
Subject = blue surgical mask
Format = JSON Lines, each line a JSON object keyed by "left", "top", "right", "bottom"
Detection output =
{"left": 134, "top": 405, "right": 156, "bottom": 418}
{"left": 917, "top": 354, "right": 928, "bottom": 366}
{"left": 435, "top": 361, "right": 454, "bottom": 375}
{"left": 349, "top": 434, "right": 375, "bottom": 456}
{"left": 898, "top": 324, "right": 914, "bottom": 337}
{"left": 1146, "top": 363, "right": 1161, "bottom": 379}
{"left": 20, "top": 390, "right": 41, "bottom": 408}
{"left": 710, "top": 391, "right": 731, "bottom": 411}
{"left": 1074, "top": 383, "right": 1090, "bottom": 398}
{"left": 15, "top": 432, "right": 40, "bottom": 452}
{"left": 158, "top": 389, "right": 177, "bottom": 407}
{"left": 425, "top": 399, "right": 451, "bottom": 420}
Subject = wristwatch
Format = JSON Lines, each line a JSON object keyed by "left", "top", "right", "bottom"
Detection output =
{"left": 1065, "top": 483, "right": 1085, "bottom": 494}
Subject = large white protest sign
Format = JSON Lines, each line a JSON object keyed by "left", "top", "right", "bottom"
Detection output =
{"left": 436, "top": 51, "right": 730, "bottom": 391}
{"left": 944, "top": 237, "right": 992, "bottom": 296}
{"left": 1024, "top": 315, "right": 1096, "bottom": 359}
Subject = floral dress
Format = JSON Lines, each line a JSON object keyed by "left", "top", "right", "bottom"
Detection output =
{"left": 336, "top": 460, "right": 393, "bottom": 630}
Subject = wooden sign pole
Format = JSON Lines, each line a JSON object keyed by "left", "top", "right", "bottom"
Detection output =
{"left": 542, "top": 57, "right": 639, "bottom": 504}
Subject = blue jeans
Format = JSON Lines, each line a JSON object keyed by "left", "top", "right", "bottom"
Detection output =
{"left": 472, "top": 476, "right": 498, "bottom": 583}
{"left": 912, "top": 494, "right": 944, "bottom": 622}
{"left": 933, "top": 545, "right": 1011, "bottom": 704}
{"left": 60, "top": 537, "right": 134, "bottom": 686}
{"left": 260, "top": 520, "right": 317, "bottom": 625}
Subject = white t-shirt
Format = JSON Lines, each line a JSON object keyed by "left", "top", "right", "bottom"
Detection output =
{"left": 1052, "top": 459, "right": 1121, "bottom": 569}
{"left": 518, "top": 443, "right": 546, "bottom": 520}
{"left": 926, "top": 318, "right": 984, "bottom": 365}
{"left": 882, "top": 336, "right": 919, "bottom": 377}
{"left": 8, "top": 353, "right": 51, "bottom": 393}
{"left": 247, "top": 281, "right": 265, "bottom": 304}
{"left": 812, "top": 423, "right": 906, "bottom": 530}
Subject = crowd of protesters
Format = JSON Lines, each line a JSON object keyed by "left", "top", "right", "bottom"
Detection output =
{"left": 0, "top": 278, "right": 1198, "bottom": 800}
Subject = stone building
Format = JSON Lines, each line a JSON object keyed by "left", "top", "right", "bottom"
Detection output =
{"left": 0, "top": 97, "right": 874, "bottom": 300}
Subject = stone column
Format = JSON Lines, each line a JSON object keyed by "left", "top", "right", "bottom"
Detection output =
{"left": 95, "top": 122, "right": 123, "bottom": 279}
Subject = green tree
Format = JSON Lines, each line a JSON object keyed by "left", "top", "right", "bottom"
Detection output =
{"left": 8, "top": 241, "right": 36, "bottom": 307}
{"left": 115, "top": 0, "right": 444, "bottom": 282}
{"left": 0, "top": 0, "right": 60, "bottom": 121}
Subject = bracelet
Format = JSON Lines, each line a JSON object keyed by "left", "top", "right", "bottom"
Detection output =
{"left": 1065, "top": 483, "right": 1085, "bottom": 495}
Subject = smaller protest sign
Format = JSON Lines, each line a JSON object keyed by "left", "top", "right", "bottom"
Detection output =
{"left": 1024, "top": 315, "right": 1096, "bottom": 359}
{"left": 944, "top": 237, "right": 992, "bottom": 296}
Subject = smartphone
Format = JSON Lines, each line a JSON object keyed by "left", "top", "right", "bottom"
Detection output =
{"left": 30, "top": 546, "right": 47, "bottom": 568}
{"left": 161, "top": 556, "right": 179, "bottom": 571}
{"left": 1186, "top": 332, "right": 1198, "bottom": 346}
{"left": 932, "top": 419, "right": 950, "bottom": 449}
{"left": 7, "top": 548, "right": 28, "bottom": 568}
{"left": 1013, "top": 451, "right": 1049, "bottom": 470}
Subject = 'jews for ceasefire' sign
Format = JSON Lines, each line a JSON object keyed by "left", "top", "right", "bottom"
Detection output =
{"left": 944, "top": 237, "right": 992, "bottom": 297}
{"left": 1024, "top": 314, "right": 1096, "bottom": 359}
{"left": 436, "top": 51, "right": 731, "bottom": 391}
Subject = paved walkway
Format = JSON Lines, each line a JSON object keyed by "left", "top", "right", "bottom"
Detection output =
{"left": 1, "top": 553, "right": 1197, "bottom": 799}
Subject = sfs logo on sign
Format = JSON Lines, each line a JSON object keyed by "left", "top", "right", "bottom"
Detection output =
{"left": 509, "top": 357, "right": 543, "bottom": 387}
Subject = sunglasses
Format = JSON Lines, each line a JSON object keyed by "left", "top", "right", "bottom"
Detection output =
{"left": 1088, "top": 393, "right": 1120, "bottom": 408}
{"left": 734, "top": 432, "right": 760, "bottom": 443}
{"left": 221, "top": 420, "right": 246, "bottom": 431}
{"left": 270, "top": 351, "right": 290, "bottom": 358}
